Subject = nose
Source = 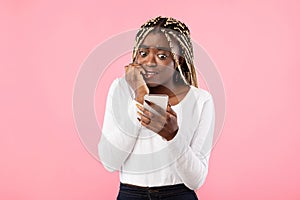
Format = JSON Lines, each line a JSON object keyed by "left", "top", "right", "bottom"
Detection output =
{"left": 144, "top": 52, "right": 157, "bottom": 68}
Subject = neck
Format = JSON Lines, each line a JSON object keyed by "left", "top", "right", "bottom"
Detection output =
{"left": 148, "top": 81, "right": 187, "bottom": 97}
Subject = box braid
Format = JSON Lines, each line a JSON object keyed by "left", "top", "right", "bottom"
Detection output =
{"left": 132, "top": 16, "right": 198, "bottom": 88}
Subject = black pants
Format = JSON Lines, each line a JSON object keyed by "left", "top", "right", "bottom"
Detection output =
{"left": 117, "top": 182, "right": 198, "bottom": 200}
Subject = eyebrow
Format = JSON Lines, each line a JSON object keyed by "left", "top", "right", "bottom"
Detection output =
{"left": 138, "top": 45, "right": 171, "bottom": 52}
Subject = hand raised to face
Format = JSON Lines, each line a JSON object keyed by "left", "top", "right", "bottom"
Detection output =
{"left": 125, "top": 63, "right": 149, "bottom": 104}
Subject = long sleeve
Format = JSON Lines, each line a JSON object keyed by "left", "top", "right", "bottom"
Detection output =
{"left": 172, "top": 93, "right": 215, "bottom": 190}
{"left": 98, "top": 78, "right": 141, "bottom": 172}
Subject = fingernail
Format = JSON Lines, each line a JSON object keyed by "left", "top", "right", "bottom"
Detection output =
{"left": 145, "top": 100, "right": 152, "bottom": 105}
{"left": 136, "top": 104, "right": 143, "bottom": 110}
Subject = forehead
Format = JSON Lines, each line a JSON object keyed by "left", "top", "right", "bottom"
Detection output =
{"left": 140, "top": 32, "right": 170, "bottom": 49}
{"left": 139, "top": 31, "right": 180, "bottom": 55}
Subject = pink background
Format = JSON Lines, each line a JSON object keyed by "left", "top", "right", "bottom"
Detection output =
{"left": 1, "top": 0, "right": 299, "bottom": 199}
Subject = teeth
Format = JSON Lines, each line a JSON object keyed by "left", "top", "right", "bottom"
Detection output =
{"left": 144, "top": 71, "right": 157, "bottom": 78}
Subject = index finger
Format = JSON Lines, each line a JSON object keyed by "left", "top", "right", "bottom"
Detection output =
{"left": 130, "top": 63, "right": 146, "bottom": 74}
{"left": 167, "top": 103, "right": 177, "bottom": 117}
{"left": 144, "top": 100, "right": 166, "bottom": 116}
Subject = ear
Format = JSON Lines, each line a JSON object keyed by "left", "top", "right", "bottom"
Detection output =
{"left": 173, "top": 56, "right": 185, "bottom": 71}
{"left": 178, "top": 56, "right": 185, "bottom": 66}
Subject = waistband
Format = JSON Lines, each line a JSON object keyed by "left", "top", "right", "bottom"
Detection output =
{"left": 120, "top": 182, "right": 192, "bottom": 193}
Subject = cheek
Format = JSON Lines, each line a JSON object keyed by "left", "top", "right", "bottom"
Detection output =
{"left": 159, "top": 60, "right": 175, "bottom": 72}
{"left": 135, "top": 56, "right": 144, "bottom": 64}
{"left": 159, "top": 63, "right": 176, "bottom": 79}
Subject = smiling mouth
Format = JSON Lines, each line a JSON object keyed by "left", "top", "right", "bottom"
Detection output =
{"left": 143, "top": 71, "right": 159, "bottom": 79}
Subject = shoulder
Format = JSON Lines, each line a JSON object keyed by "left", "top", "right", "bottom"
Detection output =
{"left": 188, "top": 86, "right": 213, "bottom": 104}
{"left": 109, "top": 76, "right": 126, "bottom": 88}
{"left": 107, "top": 76, "right": 133, "bottom": 98}
{"left": 108, "top": 76, "right": 128, "bottom": 90}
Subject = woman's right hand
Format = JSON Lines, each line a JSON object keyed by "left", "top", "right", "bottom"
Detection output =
{"left": 125, "top": 63, "right": 149, "bottom": 104}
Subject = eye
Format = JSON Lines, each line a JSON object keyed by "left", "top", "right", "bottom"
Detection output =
{"left": 158, "top": 54, "right": 167, "bottom": 60}
{"left": 139, "top": 50, "right": 148, "bottom": 57}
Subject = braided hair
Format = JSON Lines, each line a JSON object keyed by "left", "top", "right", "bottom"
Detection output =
{"left": 132, "top": 16, "right": 198, "bottom": 88}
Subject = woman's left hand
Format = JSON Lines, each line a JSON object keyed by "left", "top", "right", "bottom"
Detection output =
{"left": 136, "top": 101, "right": 178, "bottom": 141}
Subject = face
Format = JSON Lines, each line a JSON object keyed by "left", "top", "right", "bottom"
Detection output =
{"left": 136, "top": 31, "right": 179, "bottom": 88}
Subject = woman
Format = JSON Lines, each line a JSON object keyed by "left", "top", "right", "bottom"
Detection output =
{"left": 98, "top": 16, "right": 215, "bottom": 200}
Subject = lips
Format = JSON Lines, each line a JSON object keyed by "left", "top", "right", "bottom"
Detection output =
{"left": 143, "top": 70, "right": 159, "bottom": 79}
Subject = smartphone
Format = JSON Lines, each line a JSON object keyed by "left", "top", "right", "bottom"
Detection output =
{"left": 143, "top": 94, "right": 169, "bottom": 115}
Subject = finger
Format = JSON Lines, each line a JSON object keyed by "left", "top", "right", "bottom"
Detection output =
{"left": 135, "top": 65, "right": 146, "bottom": 75}
{"left": 133, "top": 59, "right": 139, "bottom": 65}
{"left": 142, "top": 108, "right": 152, "bottom": 119}
{"left": 166, "top": 112, "right": 171, "bottom": 120}
{"left": 125, "top": 65, "right": 136, "bottom": 75}
{"left": 140, "top": 120, "right": 160, "bottom": 134}
{"left": 152, "top": 117, "right": 167, "bottom": 129}
{"left": 137, "top": 111, "right": 151, "bottom": 125}
{"left": 130, "top": 61, "right": 139, "bottom": 65}
{"left": 136, "top": 103, "right": 150, "bottom": 114}
{"left": 136, "top": 103, "right": 144, "bottom": 112}
{"left": 142, "top": 109, "right": 166, "bottom": 130}
{"left": 124, "top": 65, "right": 129, "bottom": 73}
{"left": 151, "top": 110, "right": 167, "bottom": 124}
{"left": 167, "top": 104, "right": 177, "bottom": 117}
{"left": 129, "top": 63, "right": 146, "bottom": 75}
{"left": 137, "top": 109, "right": 161, "bottom": 127}
{"left": 141, "top": 120, "right": 162, "bottom": 133}
{"left": 144, "top": 100, "right": 166, "bottom": 116}
{"left": 141, "top": 120, "right": 149, "bottom": 128}
{"left": 127, "top": 66, "right": 145, "bottom": 81}
{"left": 138, "top": 104, "right": 163, "bottom": 124}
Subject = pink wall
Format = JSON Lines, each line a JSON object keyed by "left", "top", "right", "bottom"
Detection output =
{"left": 1, "top": 0, "right": 299, "bottom": 199}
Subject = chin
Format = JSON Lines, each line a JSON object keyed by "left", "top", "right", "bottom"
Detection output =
{"left": 146, "top": 82, "right": 160, "bottom": 88}
{"left": 146, "top": 79, "right": 165, "bottom": 87}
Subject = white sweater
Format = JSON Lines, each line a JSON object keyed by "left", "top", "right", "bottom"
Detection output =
{"left": 98, "top": 77, "right": 215, "bottom": 190}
